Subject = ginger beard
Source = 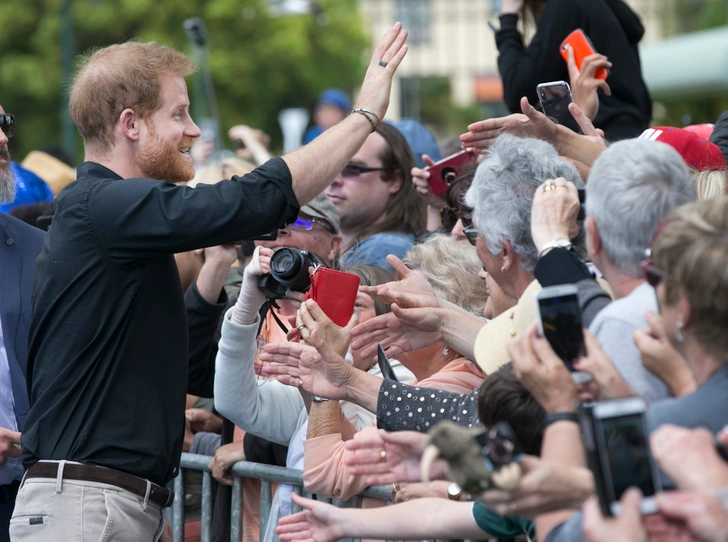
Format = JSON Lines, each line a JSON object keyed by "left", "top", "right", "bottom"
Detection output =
{"left": 138, "top": 122, "right": 196, "bottom": 184}
{"left": 0, "top": 143, "right": 16, "bottom": 204}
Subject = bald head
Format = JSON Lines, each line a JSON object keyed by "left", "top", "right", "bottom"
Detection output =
{"left": 69, "top": 41, "right": 196, "bottom": 155}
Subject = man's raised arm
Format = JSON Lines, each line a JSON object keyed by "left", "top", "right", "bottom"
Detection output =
{"left": 283, "top": 22, "right": 408, "bottom": 205}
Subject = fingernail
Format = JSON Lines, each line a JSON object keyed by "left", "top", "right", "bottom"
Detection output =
{"left": 721, "top": 425, "right": 728, "bottom": 436}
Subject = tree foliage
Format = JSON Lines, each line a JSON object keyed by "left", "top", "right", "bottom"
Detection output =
{"left": 0, "top": 0, "right": 369, "bottom": 161}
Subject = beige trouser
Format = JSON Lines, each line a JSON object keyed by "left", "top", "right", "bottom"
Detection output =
{"left": 9, "top": 463, "right": 164, "bottom": 542}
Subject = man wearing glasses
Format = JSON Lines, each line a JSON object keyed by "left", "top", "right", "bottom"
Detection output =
{"left": 0, "top": 107, "right": 45, "bottom": 542}
{"left": 326, "top": 122, "right": 425, "bottom": 271}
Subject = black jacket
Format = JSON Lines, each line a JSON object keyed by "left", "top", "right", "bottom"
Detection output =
{"left": 496, "top": 0, "right": 652, "bottom": 141}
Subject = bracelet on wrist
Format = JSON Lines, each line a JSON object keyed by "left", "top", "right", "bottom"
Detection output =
{"left": 351, "top": 108, "right": 381, "bottom": 132}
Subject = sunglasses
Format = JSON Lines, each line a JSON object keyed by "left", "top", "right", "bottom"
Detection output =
{"left": 289, "top": 217, "right": 335, "bottom": 234}
{"left": 341, "top": 163, "right": 387, "bottom": 178}
{"left": 440, "top": 207, "right": 473, "bottom": 233}
{"left": 0, "top": 114, "right": 15, "bottom": 138}
{"left": 641, "top": 258, "right": 663, "bottom": 288}
{"left": 463, "top": 225, "right": 479, "bottom": 247}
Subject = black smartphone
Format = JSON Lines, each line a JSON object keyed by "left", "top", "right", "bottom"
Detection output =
{"left": 536, "top": 285, "right": 589, "bottom": 383}
{"left": 580, "top": 399, "right": 661, "bottom": 517}
{"left": 537, "top": 81, "right": 581, "bottom": 134}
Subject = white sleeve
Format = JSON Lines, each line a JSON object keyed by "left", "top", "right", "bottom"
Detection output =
{"left": 214, "top": 307, "right": 305, "bottom": 445}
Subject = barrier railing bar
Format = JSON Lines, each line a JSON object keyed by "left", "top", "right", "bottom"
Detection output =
{"left": 172, "top": 468, "right": 185, "bottom": 542}
{"left": 231, "top": 476, "right": 243, "bottom": 542}
{"left": 201, "top": 470, "right": 213, "bottom": 542}
{"left": 260, "top": 479, "right": 272, "bottom": 538}
{"left": 174, "top": 453, "right": 392, "bottom": 542}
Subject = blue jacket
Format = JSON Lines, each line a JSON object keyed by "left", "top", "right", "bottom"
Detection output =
{"left": 0, "top": 213, "right": 44, "bottom": 431}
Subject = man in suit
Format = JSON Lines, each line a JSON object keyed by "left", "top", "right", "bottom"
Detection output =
{"left": 0, "top": 105, "right": 44, "bottom": 541}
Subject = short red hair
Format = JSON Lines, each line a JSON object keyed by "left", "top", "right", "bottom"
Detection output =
{"left": 69, "top": 41, "right": 196, "bottom": 154}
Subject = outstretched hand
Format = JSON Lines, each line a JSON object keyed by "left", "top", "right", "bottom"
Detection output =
{"left": 343, "top": 428, "right": 446, "bottom": 485}
{"left": 350, "top": 304, "right": 443, "bottom": 359}
{"left": 460, "top": 97, "right": 557, "bottom": 151}
{"left": 258, "top": 337, "right": 353, "bottom": 401}
{"left": 276, "top": 493, "right": 343, "bottom": 542}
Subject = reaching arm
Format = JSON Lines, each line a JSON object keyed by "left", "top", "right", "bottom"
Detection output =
{"left": 277, "top": 493, "right": 493, "bottom": 542}
{"left": 282, "top": 24, "right": 408, "bottom": 205}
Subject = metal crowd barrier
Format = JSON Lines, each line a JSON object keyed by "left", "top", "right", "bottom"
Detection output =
{"left": 168, "top": 452, "right": 392, "bottom": 542}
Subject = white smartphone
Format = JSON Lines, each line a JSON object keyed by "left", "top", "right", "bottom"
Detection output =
{"left": 589, "top": 398, "right": 662, "bottom": 516}
{"left": 537, "top": 81, "right": 581, "bottom": 133}
{"left": 535, "top": 285, "right": 589, "bottom": 384}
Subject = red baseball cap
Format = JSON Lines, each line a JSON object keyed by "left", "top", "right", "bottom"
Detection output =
{"left": 639, "top": 126, "right": 726, "bottom": 171}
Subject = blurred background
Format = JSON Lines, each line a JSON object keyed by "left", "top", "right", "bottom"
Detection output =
{"left": 2, "top": 0, "right": 727, "bottom": 161}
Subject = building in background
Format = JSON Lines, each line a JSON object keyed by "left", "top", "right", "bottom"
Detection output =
{"left": 358, "top": 0, "right": 667, "bottom": 133}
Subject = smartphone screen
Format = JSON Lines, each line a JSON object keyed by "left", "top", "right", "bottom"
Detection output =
{"left": 537, "top": 82, "right": 581, "bottom": 134}
{"left": 597, "top": 413, "right": 658, "bottom": 502}
{"left": 537, "top": 292, "right": 586, "bottom": 371}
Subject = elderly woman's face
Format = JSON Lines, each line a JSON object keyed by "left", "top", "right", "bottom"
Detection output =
{"left": 475, "top": 234, "right": 515, "bottom": 299}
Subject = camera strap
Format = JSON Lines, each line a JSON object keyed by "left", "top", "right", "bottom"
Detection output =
{"left": 258, "top": 299, "right": 291, "bottom": 335}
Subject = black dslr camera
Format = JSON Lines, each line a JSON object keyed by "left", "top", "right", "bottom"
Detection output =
{"left": 257, "top": 248, "right": 327, "bottom": 299}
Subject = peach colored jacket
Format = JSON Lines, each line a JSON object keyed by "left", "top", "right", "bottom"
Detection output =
{"left": 303, "top": 358, "right": 485, "bottom": 500}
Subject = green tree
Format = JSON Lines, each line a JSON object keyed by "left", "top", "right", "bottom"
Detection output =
{"left": 0, "top": 0, "right": 369, "bottom": 162}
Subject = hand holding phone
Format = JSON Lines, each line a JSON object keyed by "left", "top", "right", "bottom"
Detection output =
{"left": 536, "top": 285, "right": 589, "bottom": 384}
{"left": 579, "top": 398, "right": 662, "bottom": 517}
{"left": 424, "top": 150, "right": 478, "bottom": 197}
{"left": 537, "top": 81, "right": 582, "bottom": 134}
{"left": 560, "top": 29, "right": 608, "bottom": 80}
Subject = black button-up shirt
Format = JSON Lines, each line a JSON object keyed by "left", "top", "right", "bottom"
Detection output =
{"left": 22, "top": 158, "right": 298, "bottom": 485}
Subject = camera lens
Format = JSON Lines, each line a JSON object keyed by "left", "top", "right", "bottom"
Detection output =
{"left": 270, "top": 248, "right": 302, "bottom": 279}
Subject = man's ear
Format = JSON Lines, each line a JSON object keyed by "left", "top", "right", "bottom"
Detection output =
{"left": 328, "top": 234, "right": 342, "bottom": 263}
{"left": 585, "top": 216, "right": 601, "bottom": 259}
{"left": 119, "top": 108, "right": 141, "bottom": 142}
{"left": 387, "top": 170, "right": 404, "bottom": 194}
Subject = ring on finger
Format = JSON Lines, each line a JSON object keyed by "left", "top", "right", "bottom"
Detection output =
{"left": 380, "top": 450, "right": 387, "bottom": 462}
{"left": 543, "top": 182, "right": 556, "bottom": 192}
{"left": 297, "top": 324, "right": 306, "bottom": 333}
{"left": 378, "top": 60, "right": 388, "bottom": 68}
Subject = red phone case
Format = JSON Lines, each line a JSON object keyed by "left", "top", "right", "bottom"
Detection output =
{"left": 560, "top": 29, "right": 608, "bottom": 80}
{"left": 303, "top": 268, "right": 361, "bottom": 327}
{"left": 425, "top": 151, "right": 478, "bottom": 197}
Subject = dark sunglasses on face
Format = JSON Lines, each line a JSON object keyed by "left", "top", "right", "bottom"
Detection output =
{"left": 641, "top": 258, "right": 663, "bottom": 288}
{"left": 289, "top": 217, "right": 335, "bottom": 235}
{"left": 463, "top": 225, "right": 479, "bottom": 247}
{"left": 440, "top": 206, "right": 473, "bottom": 233}
{"left": 341, "top": 163, "right": 387, "bottom": 178}
{"left": 0, "top": 114, "right": 15, "bottom": 138}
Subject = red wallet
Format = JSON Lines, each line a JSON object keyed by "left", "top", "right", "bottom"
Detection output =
{"left": 304, "top": 267, "right": 361, "bottom": 327}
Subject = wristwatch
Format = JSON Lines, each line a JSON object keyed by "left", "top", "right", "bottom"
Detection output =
{"left": 542, "top": 411, "right": 579, "bottom": 429}
{"left": 538, "top": 238, "right": 573, "bottom": 258}
{"left": 447, "top": 482, "right": 463, "bottom": 501}
{"left": 311, "top": 395, "right": 330, "bottom": 403}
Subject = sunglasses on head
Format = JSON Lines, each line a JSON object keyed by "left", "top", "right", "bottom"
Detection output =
{"left": 463, "top": 225, "right": 479, "bottom": 247}
{"left": 641, "top": 258, "right": 663, "bottom": 288}
{"left": 290, "top": 217, "right": 335, "bottom": 234}
{"left": 0, "top": 114, "right": 15, "bottom": 138}
{"left": 440, "top": 207, "right": 473, "bottom": 233}
{"left": 341, "top": 163, "right": 387, "bottom": 178}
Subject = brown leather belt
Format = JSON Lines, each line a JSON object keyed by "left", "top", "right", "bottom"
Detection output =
{"left": 26, "top": 462, "right": 174, "bottom": 508}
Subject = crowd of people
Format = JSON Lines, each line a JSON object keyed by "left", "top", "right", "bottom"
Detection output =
{"left": 2, "top": 1, "right": 728, "bottom": 541}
